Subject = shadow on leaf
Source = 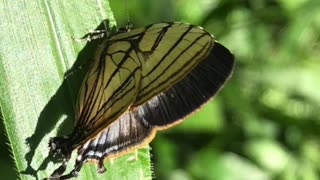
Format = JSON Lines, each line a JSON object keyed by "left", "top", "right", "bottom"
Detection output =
{"left": 21, "top": 20, "right": 111, "bottom": 179}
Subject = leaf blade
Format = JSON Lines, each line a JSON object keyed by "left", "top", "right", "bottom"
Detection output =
{"left": 0, "top": 0, "right": 151, "bottom": 179}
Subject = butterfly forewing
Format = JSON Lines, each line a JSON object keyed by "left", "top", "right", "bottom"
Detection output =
{"left": 74, "top": 22, "right": 214, "bottom": 145}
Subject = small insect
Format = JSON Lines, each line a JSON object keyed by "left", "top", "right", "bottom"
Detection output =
{"left": 47, "top": 22, "right": 235, "bottom": 179}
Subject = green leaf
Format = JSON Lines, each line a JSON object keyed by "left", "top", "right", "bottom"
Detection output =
{"left": 0, "top": 0, "right": 152, "bottom": 179}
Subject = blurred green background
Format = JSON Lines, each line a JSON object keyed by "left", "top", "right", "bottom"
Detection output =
{"left": 1, "top": 0, "right": 320, "bottom": 179}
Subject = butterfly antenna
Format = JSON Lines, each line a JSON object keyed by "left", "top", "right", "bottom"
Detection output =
{"left": 124, "top": 0, "right": 132, "bottom": 31}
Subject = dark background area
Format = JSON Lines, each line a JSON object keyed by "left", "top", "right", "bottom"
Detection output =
{"left": 1, "top": 0, "right": 320, "bottom": 179}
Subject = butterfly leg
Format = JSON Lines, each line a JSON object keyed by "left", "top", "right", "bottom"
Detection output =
{"left": 72, "top": 30, "right": 107, "bottom": 42}
{"left": 48, "top": 154, "right": 71, "bottom": 179}
{"left": 55, "top": 158, "right": 84, "bottom": 180}
{"left": 97, "top": 157, "right": 106, "bottom": 173}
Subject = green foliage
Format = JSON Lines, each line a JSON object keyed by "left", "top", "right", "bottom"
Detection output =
{"left": 112, "top": 0, "right": 320, "bottom": 180}
{"left": 1, "top": 0, "right": 320, "bottom": 180}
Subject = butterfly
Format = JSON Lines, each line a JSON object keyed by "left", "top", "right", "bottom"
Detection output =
{"left": 47, "top": 22, "right": 234, "bottom": 179}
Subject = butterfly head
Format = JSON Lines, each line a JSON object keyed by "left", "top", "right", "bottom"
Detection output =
{"left": 49, "top": 136, "right": 70, "bottom": 158}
